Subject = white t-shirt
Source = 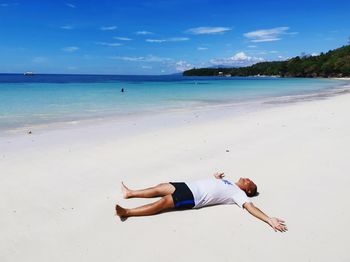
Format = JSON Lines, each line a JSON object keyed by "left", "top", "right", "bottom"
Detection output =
{"left": 186, "top": 179, "right": 249, "bottom": 209}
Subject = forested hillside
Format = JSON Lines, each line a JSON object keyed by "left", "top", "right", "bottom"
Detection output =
{"left": 183, "top": 45, "right": 350, "bottom": 77}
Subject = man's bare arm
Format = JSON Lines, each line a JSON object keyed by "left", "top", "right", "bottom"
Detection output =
{"left": 243, "top": 202, "right": 287, "bottom": 232}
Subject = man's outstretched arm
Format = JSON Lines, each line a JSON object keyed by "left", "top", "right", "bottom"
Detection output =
{"left": 243, "top": 202, "right": 287, "bottom": 232}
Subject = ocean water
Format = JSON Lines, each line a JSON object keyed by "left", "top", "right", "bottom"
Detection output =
{"left": 0, "top": 74, "right": 346, "bottom": 131}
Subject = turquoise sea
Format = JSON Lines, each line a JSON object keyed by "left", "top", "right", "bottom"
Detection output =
{"left": 0, "top": 74, "right": 347, "bottom": 131}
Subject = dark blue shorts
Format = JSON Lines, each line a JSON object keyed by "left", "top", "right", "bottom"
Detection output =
{"left": 170, "top": 182, "right": 195, "bottom": 209}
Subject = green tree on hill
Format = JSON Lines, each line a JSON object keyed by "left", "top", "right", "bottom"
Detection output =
{"left": 183, "top": 45, "right": 350, "bottom": 78}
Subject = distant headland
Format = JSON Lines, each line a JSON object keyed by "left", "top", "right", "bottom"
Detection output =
{"left": 183, "top": 45, "right": 350, "bottom": 78}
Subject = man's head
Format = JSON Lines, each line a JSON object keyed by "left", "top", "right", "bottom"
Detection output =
{"left": 236, "top": 178, "right": 257, "bottom": 197}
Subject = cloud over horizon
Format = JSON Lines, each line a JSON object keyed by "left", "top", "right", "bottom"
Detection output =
{"left": 210, "top": 52, "right": 264, "bottom": 66}
{"left": 175, "top": 61, "right": 193, "bottom": 72}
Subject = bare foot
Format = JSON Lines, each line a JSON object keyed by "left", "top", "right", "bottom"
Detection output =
{"left": 115, "top": 204, "right": 128, "bottom": 219}
{"left": 121, "top": 182, "right": 132, "bottom": 199}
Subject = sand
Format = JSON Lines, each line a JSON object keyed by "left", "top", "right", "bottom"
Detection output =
{"left": 1, "top": 91, "right": 350, "bottom": 262}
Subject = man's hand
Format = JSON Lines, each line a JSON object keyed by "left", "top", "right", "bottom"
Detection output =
{"left": 214, "top": 172, "right": 225, "bottom": 179}
{"left": 244, "top": 202, "right": 287, "bottom": 233}
{"left": 267, "top": 217, "right": 288, "bottom": 232}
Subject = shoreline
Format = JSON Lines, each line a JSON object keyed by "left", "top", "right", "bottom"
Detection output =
{"left": 1, "top": 78, "right": 350, "bottom": 138}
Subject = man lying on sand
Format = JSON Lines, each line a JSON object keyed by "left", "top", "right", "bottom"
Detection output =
{"left": 116, "top": 172, "right": 287, "bottom": 232}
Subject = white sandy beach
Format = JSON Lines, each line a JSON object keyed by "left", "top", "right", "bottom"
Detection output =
{"left": 1, "top": 90, "right": 350, "bottom": 262}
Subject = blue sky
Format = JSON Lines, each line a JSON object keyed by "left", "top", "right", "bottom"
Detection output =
{"left": 0, "top": 0, "right": 349, "bottom": 75}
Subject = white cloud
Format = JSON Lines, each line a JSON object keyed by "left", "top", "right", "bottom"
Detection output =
{"left": 113, "top": 37, "right": 132, "bottom": 41}
{"left": 146, "top": 39, "right": 166, "bottom": 43}
{"left": 210, "top": 52, "right": 264, "bottom": 66}
{"left": 311, "top": 52, "right": 319, "bottom": 56}
{"left": 253, "top": 38, "right": 281, "bottom": 43}
{"left": 244, "top": 27, "right": 295, "bottom": 42}
{"left": 60, "top": 25, "right": 73, "bottom": 30}
{"left": 62, "top": 46, "right": 79, "bottom": 52}
{"left": 110, "top": 55, "right": 194, "bottom": 73}
{"left": 136, "top": 31, "right": 153, "bottom": 35}
{"left": 175, "top": 61, "right": 193, "bottom": 72}
{"left": 197, "top": 47, "right": 208, "bottom": 51}
{"left": 100, "top": 26, "right": 117, "bottom": 31}
{"left": 186, "top": 27, "right": 231, "bottom": 35}
{"left": 146, "top": 37, "right": 189, "bottom": 43}
{"left": 1, "top": 3, "right": 19, "bottom": 7}
{"left": 65, "top": 3, "right": 76, "bottom": 8}
{"left": 96, "top": 42, "right": 122, "bottom": 47}
{"left": 110, "top": 55, "right": 171, "bottom": 63}
{"left": 169, "top": 37, "right": 190, "bottom": 42}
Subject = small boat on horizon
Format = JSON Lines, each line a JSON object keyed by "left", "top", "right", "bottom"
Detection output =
{"left": 24, "top": 71, "right": 34, "bottom": 76}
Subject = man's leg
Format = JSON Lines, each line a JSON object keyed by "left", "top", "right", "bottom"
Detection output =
{"left": 116, "top": 195, "right": 174, "bottom": 218}
{"left": 121, "top": 182, "right": 175, "bottom": 199}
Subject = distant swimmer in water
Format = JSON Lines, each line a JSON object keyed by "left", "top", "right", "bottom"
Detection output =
{"left": 121, "top": 88, "right": 124, "bottom": 93}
